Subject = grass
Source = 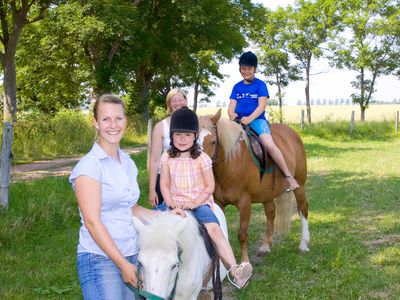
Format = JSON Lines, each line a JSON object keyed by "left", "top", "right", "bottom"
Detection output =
{"left": 1, "top": 127, "right": 399, "bottom": 299}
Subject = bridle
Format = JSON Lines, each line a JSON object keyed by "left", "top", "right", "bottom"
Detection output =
{"left": 127, "top": 248, "right": 183, "bottom": 300}
{"left": 210, "top": 125, "right": 220, "bottom": 164}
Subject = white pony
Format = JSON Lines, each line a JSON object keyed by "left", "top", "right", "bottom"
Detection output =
{"left": 132, "top": 205, "right": 228, "bottom": 300}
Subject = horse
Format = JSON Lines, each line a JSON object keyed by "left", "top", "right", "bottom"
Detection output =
{"left": 132, "top": 205, "right": 228, "bottom": 300}
{"left": 198, "top": 110, "right": 310, "bottom": 263}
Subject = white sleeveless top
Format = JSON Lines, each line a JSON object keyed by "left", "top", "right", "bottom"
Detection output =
{"left": 157, "top": 119, "right": 171, "bottom": 174}
{"left": 161, "top": 119, "right": 171, "bottom": 152}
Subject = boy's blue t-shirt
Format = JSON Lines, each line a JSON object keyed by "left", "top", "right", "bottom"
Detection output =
{"left": 229, "top": 78, "right": 269, "bottom": 120}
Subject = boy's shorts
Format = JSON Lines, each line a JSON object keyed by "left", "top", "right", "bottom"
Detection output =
{"left": 249, "top": 118, "right": 271, "bottom": 135}
{"left": 193, "top": 204, "right": 219, "bottom": 225}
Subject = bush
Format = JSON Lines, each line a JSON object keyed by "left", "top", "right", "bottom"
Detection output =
{"left": 298, "top": 120, "right": 396, "bottom": 141}
{"left": 10, "top": 110, "right": 146, "bottom": 161}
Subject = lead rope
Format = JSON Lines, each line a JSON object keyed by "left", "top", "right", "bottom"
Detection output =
{"left": 212, "top": 255, "right": 222, "bottom": 300}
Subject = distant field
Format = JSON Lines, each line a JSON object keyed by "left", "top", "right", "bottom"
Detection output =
{"left": 197, "top": 104, "right": 400, "bottom": 123}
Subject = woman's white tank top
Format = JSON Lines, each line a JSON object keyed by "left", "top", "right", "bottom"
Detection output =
{"left": 161, "top": 119, "right": 171, "bottom": 152}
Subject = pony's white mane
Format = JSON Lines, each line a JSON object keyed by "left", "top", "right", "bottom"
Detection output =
{"left": 200, "top": 116, "right": 244, "bottom": 161}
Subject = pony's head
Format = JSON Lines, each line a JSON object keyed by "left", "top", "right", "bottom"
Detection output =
{"left": 199, "top": 109, "right": 244, "bottom": 162}
{"left": 133, "top": 213, "right": 208, "bottom": 299}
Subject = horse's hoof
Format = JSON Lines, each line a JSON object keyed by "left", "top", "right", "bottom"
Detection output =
{"left": 257, "top": 250, "right": 271, "bottom": 257}
{"left": 299, "top": 245, "right": 310, "bottom": 253}
{"left": 258, "top": 245, "right": 271, "bottom": 256}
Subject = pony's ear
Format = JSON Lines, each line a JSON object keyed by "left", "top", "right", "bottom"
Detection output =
{"left": 132, "top": 216, "right": 146, "bottom": 235}
{"left": 211, "top": 109, "right": 222, "bottom": 125}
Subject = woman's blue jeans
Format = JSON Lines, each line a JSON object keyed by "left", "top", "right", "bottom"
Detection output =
{"left": 77, "top": 252, "right": 138, "bottom": 300}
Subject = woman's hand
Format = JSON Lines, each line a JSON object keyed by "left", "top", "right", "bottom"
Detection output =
{"left": 148, "top": 190, "right": 158, "bottom": 207}
{"left": 120, "top": 261, "right": 141, "bottom": 288}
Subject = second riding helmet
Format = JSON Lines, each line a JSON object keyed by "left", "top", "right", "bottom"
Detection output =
{"left": 170, "top": 107, "right": 199, "bottom": 133}
{"left": 239, "top": 51, "right": 258, "bottom": 67}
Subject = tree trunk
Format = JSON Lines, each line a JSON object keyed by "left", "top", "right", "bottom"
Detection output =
{"left": 360, "top": 104, "right": 366, "bottom": 122}
{"left": 131, "top": 65, "right": 151, "bottom": 119}
{"left": 360, "top": 68, "right": 365, "bottom": 122}
{"left": 193, "top": 80, "right": 200, "bottom": 113}
{"left": 276, "top": 72, "right": 283, "bottom": 123}
{"left": 305, "top": 64, "right": 311, "bottom": 124}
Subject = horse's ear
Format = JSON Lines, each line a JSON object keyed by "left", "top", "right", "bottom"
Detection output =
{"left": 211, "top": 109, "right": 222, "bottom": 125}
{"left": 132, "top": 216, "right": 146, "bottom": 235}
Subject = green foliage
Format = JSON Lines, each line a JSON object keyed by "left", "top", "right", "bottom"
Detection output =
{"left": 11, "top": 110, "right": 145, "bottom": 161}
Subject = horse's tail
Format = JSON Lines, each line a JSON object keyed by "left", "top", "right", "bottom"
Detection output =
{"left": 273, "top": 192, "right": 295, "bottom": 237}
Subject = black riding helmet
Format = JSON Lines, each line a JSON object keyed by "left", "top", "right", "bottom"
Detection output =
{"left": 170, "top": 106, "right": 199, "bottom": 133}
{"left": 239, "top": 51, "right": 258, "bottom": 67}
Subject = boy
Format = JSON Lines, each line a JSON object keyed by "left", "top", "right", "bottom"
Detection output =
{"left": 228, "top": 51, "right": 299, "bottom": 191}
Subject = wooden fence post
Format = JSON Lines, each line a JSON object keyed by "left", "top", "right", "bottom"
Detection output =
{"left": 349, "top": 111, "right": 355, "bottom": 134}
{"left": 301, "top": 109, "right": 305, "bottom": 131}
{"left": 0, "top": 122, "right": 13, "bottom": 208}
{"left": 147, "top": 119, "right": 153, "bottom": 171}
{"left": 396, "top": 111, "right": 399, "bottom": 132}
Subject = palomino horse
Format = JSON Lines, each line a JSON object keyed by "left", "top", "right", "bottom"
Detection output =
{"left": 132, "top": 206, "right": 228, "bottom": 300}
{"left": 199, "top": 110, "right": 310, "bottom": 263}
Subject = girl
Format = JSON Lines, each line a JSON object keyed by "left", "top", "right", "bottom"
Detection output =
{"left": 148, "top": 89, "right": 188, "bottom": 210}
{"left": 160, "top": 106, "right": 253, "bottom": 289}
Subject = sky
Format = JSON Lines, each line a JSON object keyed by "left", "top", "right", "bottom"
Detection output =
{"left": 189, "top": 0, "right": 399, "bottom": 106}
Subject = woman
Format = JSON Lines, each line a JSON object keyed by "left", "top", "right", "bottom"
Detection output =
{"left": 69, "top": 94, "right": 183, "bottom": 300}
{"left": 148, "top": 89, "right": 188, "bottom": 210}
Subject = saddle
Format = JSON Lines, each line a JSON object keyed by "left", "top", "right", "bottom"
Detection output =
{"left": 238, "top": 121, "right": 274, "bottom": 181}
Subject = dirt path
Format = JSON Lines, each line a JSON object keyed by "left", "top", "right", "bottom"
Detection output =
{"left": 11, "top": 146, "right": 147, "bottom": 182}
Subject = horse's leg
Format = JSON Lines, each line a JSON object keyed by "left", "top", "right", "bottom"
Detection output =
{"left": 293, "top": 185, "right": 310, "bottom": 252}
{"left": 237, "top": 195, "right": 252, "bottom": 263}
{"left": 259, "top": 200, "right": 275, "bottom": 256}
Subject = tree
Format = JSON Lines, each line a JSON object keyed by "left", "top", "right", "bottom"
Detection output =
{"left": 328, "top": 0, "right": 399, "bottom": 121}
{"left": 249, "top": 6, "right": 301, "bottom": 123}
{"left": 0, "top": 0, "right": 53, "bottom": 207}
{"left": 286, "top": 0, "right": 340, "bottom": 123}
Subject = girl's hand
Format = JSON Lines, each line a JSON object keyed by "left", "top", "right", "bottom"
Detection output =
{"left": 170, "top": 208, "right": 186, "bottom": 217}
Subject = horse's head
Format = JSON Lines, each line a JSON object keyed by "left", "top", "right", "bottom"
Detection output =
{"left": 198, "top": 109, "right": 221, "bottom": 162}
{"left": 133, "top": 214, "right": 188, "bottom": 299}
{"left": 199, "top": 109, "right": 244, "bottom": 163}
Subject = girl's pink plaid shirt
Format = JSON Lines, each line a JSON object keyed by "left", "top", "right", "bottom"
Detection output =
{"left": 160, "top": 151, "right": 214, "bottom": 208}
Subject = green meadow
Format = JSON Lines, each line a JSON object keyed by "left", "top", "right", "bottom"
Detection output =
{"left": 1, "top": 121, "right": 399, "bottom": 299}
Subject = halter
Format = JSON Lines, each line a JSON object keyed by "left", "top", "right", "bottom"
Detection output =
{"left": 127, "top": 247, "right": 183, "bottom": 300}
{"left": 210, "top": 125, "right": 220, "bottom": 164}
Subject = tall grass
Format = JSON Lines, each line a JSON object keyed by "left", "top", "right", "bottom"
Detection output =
{"left": 9, "top": 110, "right": 147, "bottom": 162}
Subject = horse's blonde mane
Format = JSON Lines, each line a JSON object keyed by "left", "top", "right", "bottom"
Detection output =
{"left": 200, "top": 116, "right": 244, "bottom": 161}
